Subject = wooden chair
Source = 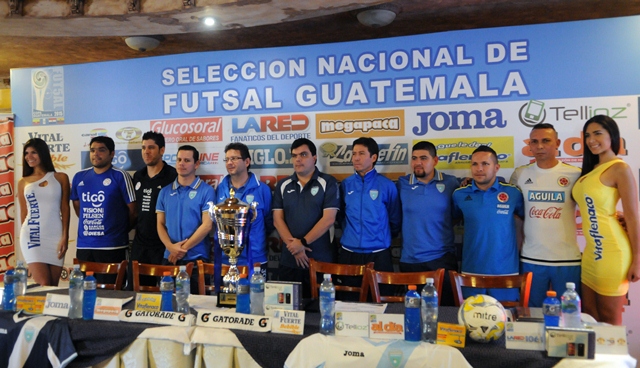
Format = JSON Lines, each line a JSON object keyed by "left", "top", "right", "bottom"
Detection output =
{"left": 73, "top": 258, "right": 127, "bottom": 290}
{"left": 449, "top": 270, "right": 533, "bottom": 308}
{"left": 363, "top": 268, "right": 445, "bottom": 304}
{"left": 131, "top": 261, "right": 194, "bottom": 292}
{"left": 197, "top": 260, "right": 259, "bottom": 295}
{"left": 307, "top": 259, "right": 374, "bottom": 300}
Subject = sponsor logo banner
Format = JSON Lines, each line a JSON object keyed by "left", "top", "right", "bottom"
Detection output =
{"left": 424, "top": 136, "right": 514, "bottom": 170}
{"left": 248, "top": 144, "right": 292, "bottom": 169}
{"left": 81, "top": 149, "right": 144, "bottom": 171}
{"left": 230, "top": 114, "right": 311, "bottom": 143}
{"left": 31, "top": 67, "right": 65, "bottom": 124}
{"left": 319, "top": 142, "right": 408, "bottom": 167}
{"left": 316, "top": 110, "right": 404, "bottom": 138}
{"left": 151, "top": 117, "right": 223, "bottom": 143}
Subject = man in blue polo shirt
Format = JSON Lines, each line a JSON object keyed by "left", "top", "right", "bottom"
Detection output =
{"left": 156, "top": 145, "right": 214, "bottom": 293}
{"left": 215, "top": 142, "right": 273, "bottom": 276}
{"left": 397, "top": 141, "right": 459, "bottom": 306}
{"left": 273, "top": 138, "right": 340, "bottom": 298}
{"left": 452, "top": 145, "right": 524, "bottom": 301}
{"left": 340, "top": 137, "right": 401, "bottom": 272}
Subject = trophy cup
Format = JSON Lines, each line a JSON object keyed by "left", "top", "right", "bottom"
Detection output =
{"left": 208, "top": 189, "right": 258, "bottom": 307}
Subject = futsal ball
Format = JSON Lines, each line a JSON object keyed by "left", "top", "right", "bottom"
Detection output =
{"left": 457, "top": 294, "right": 507, "bottom": 343}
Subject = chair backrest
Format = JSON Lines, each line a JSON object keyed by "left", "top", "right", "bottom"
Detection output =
{"left": 364, "top": 268, "right": 445, "bottom": 303}
{"left": 196, "top": 260, "right": 257, "bottom": 295}
{"left": 73, "top": 258, "right": 128, "bottom": 290}
{"left": 448, "top": 270, "right": 533, "bottom": 308}
{"left": 131, "top": 261, "right": 194, "bottom": 292}
{"left": 308, "top": 259, "right": 374, "bottom": 300}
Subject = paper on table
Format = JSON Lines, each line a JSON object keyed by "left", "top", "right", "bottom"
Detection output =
{"left": 335, "top": 301, "right": 387, "bottom": 314}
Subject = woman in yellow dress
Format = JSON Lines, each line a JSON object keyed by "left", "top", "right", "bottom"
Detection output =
{"left": 572, "top": 115, "right": 639, "bottom": 325}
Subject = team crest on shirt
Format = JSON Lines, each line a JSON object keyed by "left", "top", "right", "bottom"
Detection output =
{"left": 436, "top": 183, "right": 445, "bottom": 193}
{"left": 24, "top": 326, "right": 35, "bottom": 342}
{"left": 246, "top": 194, "right": 254, "bottom": 203}
{"left": 370, "top": 189, "right": 379, "bottom": 200}
{"left": 557, "top": 176, "right": 570, "bottom": 187}
{"left": 310, "top": 186, "right": 319, "bottom": 196}
{"left": 497, "top": 192, "right": 509, "bottom": 203}
{"left": 103, "top": 178, "right": 112, "bottom": 186}
{"left": 135, "top": 182, "right": 141, "bottom": 190}
{"left": 189, "top": 190, "right": 197, "bottom": 199}
{"left": 387, "top": 349, "right": 403, "bottom": 367}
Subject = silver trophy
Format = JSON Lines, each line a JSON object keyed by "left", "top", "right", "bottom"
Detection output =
{"left": 208, "top": 189, "right": 258, "bottom": 306}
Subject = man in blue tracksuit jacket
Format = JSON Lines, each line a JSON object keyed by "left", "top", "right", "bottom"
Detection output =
{"left": 339, "top": 137, "right": 401, "bottom": 273}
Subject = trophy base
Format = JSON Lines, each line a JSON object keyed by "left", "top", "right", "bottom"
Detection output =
{"left": 217, "top": 291, "right": 237, "bottom": 307}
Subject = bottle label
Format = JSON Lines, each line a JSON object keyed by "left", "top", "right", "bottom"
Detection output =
{"left": 237, "top": 284, "right": 250, "bottom": 294}
{"left": 405, "top": 297, "right": 420, "bottom": 308}
{"left": 250, "top": 284, "right": 264, "bottom": 293}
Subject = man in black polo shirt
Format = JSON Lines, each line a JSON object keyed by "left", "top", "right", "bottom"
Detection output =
{"left": 273, "top": 138, "right": 340, "bottom": 298}
{"left": 129, "top": 131, "right": 177, "bottom": 288}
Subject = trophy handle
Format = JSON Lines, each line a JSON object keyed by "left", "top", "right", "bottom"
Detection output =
{"left": 250, "top": 202, "right": 259, "bottom": 223}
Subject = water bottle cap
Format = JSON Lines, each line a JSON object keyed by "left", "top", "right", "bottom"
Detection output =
{"left": 86, "top": 271, "right": 94, "bottom": 276}
{"left": 408, "top": 285, "right": 416, "bottom": 290}
{"left": 240, "top": 273, "right": 247, "bottom": 278}
{"left": 323, "top": 274, "right": 331, "bottom": 280}
{"left": 546, "top": 290, "right": 557, "bottom": 297}
{"left": 163, "top": 271, "right": 171, "bottom": 276}
{"left": 254, "top": 266, "right": 261, "bottom": 273}
{"left": 73, "top": 264, "right": 80, "bottom": 270}
{"left": 566, "top": 282, "right": 575, "bottom": 289}
{"left": 17, "top": 260, "right": 24, "bottom": 266}
{"left": 179, "top": 265, "right": 186, "bottom": 271}
{"left": 426, "top": 278, "right": 434, "bottom": 284}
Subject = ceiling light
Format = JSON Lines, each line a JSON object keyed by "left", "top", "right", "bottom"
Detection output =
{"left": 124, "top": 36, "right": 161, "bottom": 52}
{"left": 357, "top": 4, "right": 399, "bottom": 28}
{"left": 203, "top": 17, "right": 215, "bottom": 26}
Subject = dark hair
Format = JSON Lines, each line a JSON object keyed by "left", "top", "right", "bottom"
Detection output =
{"left": 352, "top": 137, "right": 379, "bottom": 166}
{"left": 412, "top": 141, "right": 437, "bottom": 158}
{"left": 531, "top": 122, "right": 557, "bottom": 133}
{"left": 472, "top": 145, "right": 498, "bottom": 164}
{"left": 22, "top": 138, "right": 55, "bottom": 177}
{"left": 178, "top": 145, "right": 199, "bottom": 162}
{"left": 580, "top": 115, "right": 621, "bottom": 176}
{"left": 142, "top": 131, "right": 166, "bottom": 149}
{"left": 224, "top": 142, "right": 251, "bottom": 170}
{"left": 291, "top": 138, "right": 316, "bottom": 156}
{"left": 90, "top": 136, "right": 115, "bottom": 153}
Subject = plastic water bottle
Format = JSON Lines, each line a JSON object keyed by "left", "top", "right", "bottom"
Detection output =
{"left": 68, "top": 265, "right": 84, "bottom": 319}
{"left": 542, "top": 290, "right": 561, "bottom": 328}
{"left": 250, "top": 266, "right": 265, "bottom": 315}
{"left": 236, "top": 274, "right": 251, "bottom": 314}
{"left": 319, "top": 274, "right": 335, "bottom": 335}
{"left": 2, "top": 270, "right": 16, "bottom": 311}
{"left": 175, "top": 266, "right": 190, "bottom": 314}
{"left": 14, "top": 260, "right": 28, "bottom": 298}
{"left": 561, "top": 282, "right": 582, "bottom": 328}
{"left": 405, "top": 285, "right": 421, "bottom": 341}
{"left": 82, "top": 271, "right": 97, "bottom": 320}
{"left": 160, "top": 271, "right": 174, "bottom": 312}
{"left": 421, "top": 278, "right": 439, "bottom": 343}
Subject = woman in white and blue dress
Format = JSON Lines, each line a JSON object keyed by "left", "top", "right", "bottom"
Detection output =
{"left": 17, "top": 138, "right": 70, "bottom": 286}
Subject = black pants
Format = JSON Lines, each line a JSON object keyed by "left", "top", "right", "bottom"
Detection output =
{"left": 279, "top": 264, "right": 311, "bottom": 299}
{"left": 76, "top": 248, "right": 127, "bottom": 286}
{"left": 338, "top": 247, "right": 394, "bottom": 301}
{"left": 399, "top": 252, "right": 458, "bottom": 307}
{"left": 162, "top": 258, "right": 205, "bottom": 295}
{"left": 127, "top": 245, "right": 165, "bottom": 291}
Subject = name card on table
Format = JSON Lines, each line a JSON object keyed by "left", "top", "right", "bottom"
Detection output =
{"left": 437, "top": 322, "right": 466, "bottom": 348}
{"left": 369, "top": 313, "right": 404, "bottom": 340}
{"left": 43, "top": 293, "right": 71, "bottom": 317}
{"left": 196, "top": 310, "right": 271, "bottom": 332}
{"left": 16, "top": 296, "right": 46, "bottom": 315}
{"left": 335, "top": 311, "right": 369, "bottom": 338}
{"left": 505, "top": 321, "right": 545, "bottom": 351}
{"left": 118, "top": 309, "right": 194, "bottom": 326}
{"left": 94, "top": 297, "right": 124, "bottom": 321}
{"left": 591, "top": 325, "right": 629, "bottom": 355}
{"left": 269, "top": 309, "right": 305, "bottom": 335}
{"left": 135, "top": 293, "right": 161, "bottom": 312}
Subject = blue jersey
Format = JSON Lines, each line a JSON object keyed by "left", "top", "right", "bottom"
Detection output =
{"left": 452, "top": 180, "right": 524, "bottom": 275}
{"left": 215, "top": 172, "right": 273, "bottom": 265}
{"left": 273, "top": 168, "right": 340, "bottom": 268}
{"left": 340, "top": 169, "right": 401, "bottom": 253}
{"left": 70, "top": 166, "right": 135, "bottom": 249}
{"left": 156, "top": 176, "right": 215, "bottom": 261}
{"left": 397, "top": 171, "right": 458, "bottom": 263}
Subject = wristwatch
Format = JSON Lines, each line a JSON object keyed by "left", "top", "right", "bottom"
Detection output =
{"left": 300, "top": 237, "right": 308, "bottom": 247}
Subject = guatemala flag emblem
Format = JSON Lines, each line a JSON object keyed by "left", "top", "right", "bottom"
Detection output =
{"left": 436, "top": 183, "right": 445, "bottom": 193}
{"left": 246, "top": 194, "right": 254, "bottom": 203}
{"left": 370, "top": 189, "right": 379, "bottom": 200}
{"left": 311, "top": 186, "right": 319, "bottom": 196}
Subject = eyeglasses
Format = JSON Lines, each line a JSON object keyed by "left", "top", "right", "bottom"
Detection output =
{"left": 223, "top": 156, "right": 243, "bottom": 163}
{"left": 290, "top": 152, "right": 311, "bottom": 159}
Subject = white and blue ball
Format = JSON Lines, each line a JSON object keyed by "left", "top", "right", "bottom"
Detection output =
{"left": 458, "top": 294, "right": 507, "bottom": 343}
